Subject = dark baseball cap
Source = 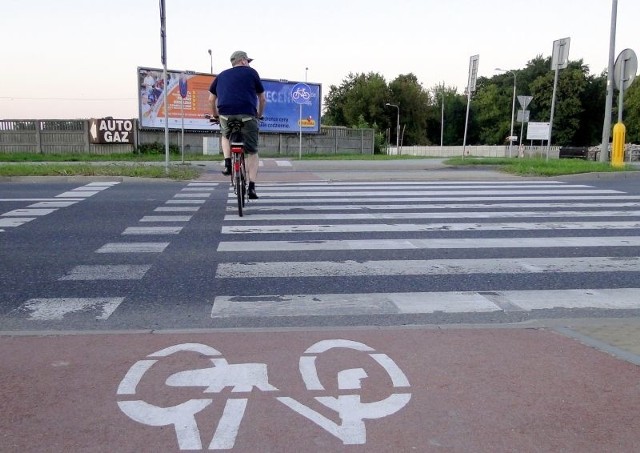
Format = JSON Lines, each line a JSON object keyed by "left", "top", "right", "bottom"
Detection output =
{"left": 230, "top": 50, "right": 253, "bottom": 64}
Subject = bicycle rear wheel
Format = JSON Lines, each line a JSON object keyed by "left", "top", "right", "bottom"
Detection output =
{"left": 235, "top": 173, "right": 243, "bottom": 217}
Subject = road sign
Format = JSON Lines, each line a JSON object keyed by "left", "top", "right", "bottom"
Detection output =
{"left": 517, "top": 110, "right": 530, "bottom": 123}
{"left": 551, "top": 37, "right": 570, "bottom": 70}
{"left": 527, "top": 122, "right": 550, "bottom": 141}
{"left": 613, "top": 48, "right": 638, "bottom": 91}
{"left": 467, "top": 55, "right": 480, "bottom": 93}
{"left": 291, "top": 83, "right": 312, "bottom": 105}
{"left": 517, "top": 95, "right": 533, "bottom": 110}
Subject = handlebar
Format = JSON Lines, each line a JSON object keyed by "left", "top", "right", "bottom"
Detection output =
{"left": 205, "top": 114, "right": 264, "bottom": 123}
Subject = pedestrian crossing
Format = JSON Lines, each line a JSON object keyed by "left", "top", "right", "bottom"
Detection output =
{"left": 6, "top": 179, "right": 640, "bottom": 326}
{"left": 212, "top": 180, "right": 640, "bottom": 319}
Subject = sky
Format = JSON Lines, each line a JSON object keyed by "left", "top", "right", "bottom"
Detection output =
{"left": 1, "top": 0, "right": 638, "bottom": 120}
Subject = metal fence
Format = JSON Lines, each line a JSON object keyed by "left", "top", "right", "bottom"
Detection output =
{"left": 0, "top": 119, "right": 374, "bottom": 156}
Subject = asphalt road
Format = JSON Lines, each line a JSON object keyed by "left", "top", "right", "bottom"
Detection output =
{"left": 2, "top": 162, "right": 640, "bottom": 332}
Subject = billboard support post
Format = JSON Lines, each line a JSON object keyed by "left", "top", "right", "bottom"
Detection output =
{"left": 159, "top": 0, "right": 169, "bottom": 174}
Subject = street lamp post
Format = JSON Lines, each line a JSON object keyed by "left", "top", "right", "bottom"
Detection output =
{"left": 496, "top": 68, "right": 517, "bottom": 157}
{"left": 208, "top": 49, "right": 213, "bottom": 74}
{"left": 440, "top": 87, "right": 445, "bottom": 149}
{"left": 385, "top": 103, "right": 400, "bottom": 155}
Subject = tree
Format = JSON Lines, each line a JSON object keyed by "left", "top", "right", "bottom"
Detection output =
{"left": 623, "top": 79, "right": 640, "bottom": 143}
{"left": 322, "top": 72, "right": 390, "bottom": 131}
{"left": 388, "top": 74, "right": 431, "bottom": 145}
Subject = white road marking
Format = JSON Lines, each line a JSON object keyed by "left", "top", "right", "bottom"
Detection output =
{"left": 211, "top": 288, "right": 640, "bottom": 317}
{"left": 245, "top": 202, "right": 640, "bottom": 211}
{"left": 215, "top": 256, "right": 640, "bottom": 278}
{"left": 154, "top": 206, "right": 199, "bottom": 212}
{"left": 28, "top": 201, "right": 78, "bottom": 208}
{"left": 251, "top": 189, "right": 621, "bottom": 198}
{"left": 276, "top": 160, "right": 293, "bottom": 167}
{"left": 173, "top": 193, "right": 212, "bottom": 198}
{"left": 59, "top": 265, "right": 152, "bottom": 280}
{"left": 224, "top": 210, "right": 640, "bottom": 221}
{"left": 15, "top": 297, "right": 124, "bottom": 320}
{"left": 222, "top": 220, "right": 640, "bottom": 235}
{"left": 122, "top": 226, "right": 184, "bottom": 235}
{"left": 258, "top": 183, "right": 589, "bottom": 191}
{"left": 218, "top": 236, "right": 640, "bottom": 252}
{"left": 166, "top": 199, "right": 207, "bottom": 204}
{"left": 239, "top": 195, "right": 640, "bottom": 204}
{"left": 96, "top": 242, "right": 170, "bottom": 253}
{"left": 56, "top": 191, "right": 101, "bottom": 198}
{"left": 0, "top": 217, "right": 35, "bottom": 227}
{"left": 140, "top": 215, "right": 193, "bottom": 222}
{"left": 2, "top": 208, "right": 57, "bottom": 216}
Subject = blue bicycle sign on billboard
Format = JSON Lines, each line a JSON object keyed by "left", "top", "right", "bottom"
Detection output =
{"left": 291, "top": 83, "right": 312, "bottom": 105}
{"left": 260, "top": 80, "right": 321, "bottom": 133}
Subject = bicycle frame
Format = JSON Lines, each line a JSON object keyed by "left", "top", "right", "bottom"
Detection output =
{"left": 228, "top": 121, "right": 247, "bottom": 217}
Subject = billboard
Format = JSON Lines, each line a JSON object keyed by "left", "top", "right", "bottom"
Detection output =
{"left": 137, "top": 67, "right": 321, "bottom": 133}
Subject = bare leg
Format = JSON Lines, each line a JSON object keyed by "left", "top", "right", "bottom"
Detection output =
{"left": 221, "top": 136, "right": 231, "bottom": 159}
{"left": 246, "top": 153, "right": 259, "bottom": 182}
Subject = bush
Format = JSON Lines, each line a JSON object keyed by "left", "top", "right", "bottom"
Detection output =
{"left": 137, "top": 142, "right": 180, "bottom": 154}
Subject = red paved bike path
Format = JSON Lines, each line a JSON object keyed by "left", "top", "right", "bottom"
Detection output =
{"left": 2, "top": 327, "right": 639, "bottom": 452}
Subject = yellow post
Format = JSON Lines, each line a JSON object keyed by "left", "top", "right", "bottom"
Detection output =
{"left": 611, "top": 122, "right": 626, "bottom": 168}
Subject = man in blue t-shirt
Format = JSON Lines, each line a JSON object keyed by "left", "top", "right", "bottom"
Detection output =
{"left": 209, "top": 50, "right": 266, "bottom": 199}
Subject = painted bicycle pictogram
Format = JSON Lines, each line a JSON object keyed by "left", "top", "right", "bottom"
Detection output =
{"left": 117, "top": 339, "right": 412, "bottom": 450}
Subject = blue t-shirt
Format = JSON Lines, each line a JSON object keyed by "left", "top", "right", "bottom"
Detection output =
{"left": 209, "top": 66, "right": 265, "bottom": 116}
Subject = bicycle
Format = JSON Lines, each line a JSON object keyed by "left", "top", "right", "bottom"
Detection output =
{"left": 226, "top": 118, "right": 248, "bottom": 217}
{"left": 207, "top": 114, "right": 260, "bottom": 217}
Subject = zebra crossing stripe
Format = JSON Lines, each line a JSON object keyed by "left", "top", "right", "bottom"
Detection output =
{"left": 251, "top": 189, "right": 622, "bottom": 198}
{"left": 224, "top": 210, "right": 640, "bottom": 221}
{"left": 242, "top": 195, "right": 640, "bottom": 204}
{"left": 246, "top": 202, "right": 640, "bottom": 211}
{"left": 218, "top": 236, "right": 640, "bottom": 252}
{"left": 258, "top": 183, "right": 589, "bottom": 191}
{"left": 211, "top": 288, "right": 640, "bottom": 317}
{"left": 215, "top": 256, "right": 640, "bottom": 278}
{"left": 222, "top": 220, "right": 640, "bottom": 235}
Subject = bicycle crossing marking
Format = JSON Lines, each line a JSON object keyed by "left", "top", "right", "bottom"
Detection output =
{"left": 59, "top": 265, "right": 153, "bottom": 280}
{"left": 8, "top": 182, "right": 218, "bottom": 323}
{"left": 0, "top": 181, "right": 120, "bottom": 233}
{"left": 12, "top": 297, "right": 125, "bottom": 321}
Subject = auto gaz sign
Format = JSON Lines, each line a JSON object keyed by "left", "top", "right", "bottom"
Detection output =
{"left": 89, "top": 118, "right": 135, "bottom": 144}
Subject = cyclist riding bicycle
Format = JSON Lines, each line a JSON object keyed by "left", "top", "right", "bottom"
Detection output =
{"left": 209, "top": 50, "right": 266, "bottom": 199}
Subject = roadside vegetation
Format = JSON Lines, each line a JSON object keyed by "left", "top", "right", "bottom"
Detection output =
{"left": 444, "top": 156, "right": 635, "bottom": 177}
{"left": 0, "top": 161, "right": 201, "bottom": 180}
{"left": 0, "top": 152, "right": 636, "bottom": 178}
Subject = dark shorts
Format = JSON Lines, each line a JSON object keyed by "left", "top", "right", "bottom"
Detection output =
{"left": 219, "top": 115, "right": 259, "bottom": 154}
